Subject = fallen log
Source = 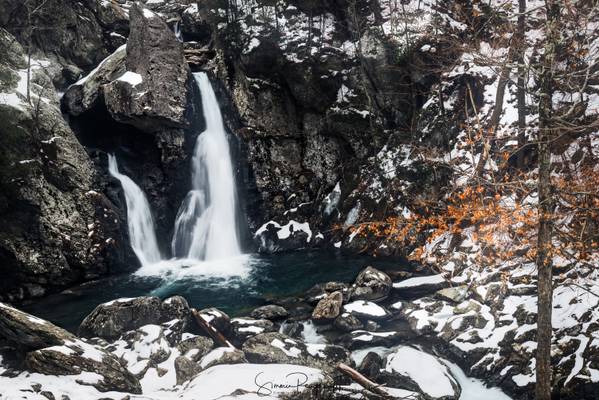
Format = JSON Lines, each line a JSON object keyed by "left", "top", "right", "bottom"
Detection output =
{"left": 337, "top": 363, "right": 395, "bottom": 399}
{"left": 191, "top": 308, "right": 236, "bottom": 349}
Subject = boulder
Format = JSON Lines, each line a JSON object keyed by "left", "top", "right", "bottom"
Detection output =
{"left": 342, "top": 330, "right": 405, "bottom": 350}
{"left": 358, "top": 351, "right": 383, "bottom": 380}
{"left": 174, "top": 355, "right": 201, "bottom": 385}
{"left": 78, "top": 297, "right": 163, "bottom": 339}
{"left": 103, "top": 4, "right": 191, "bottom": 133}
{"left": 242, "top": 332, "right": 351, "bottom": 373}
{"left": 62, "top": 45, "right": 127, "bottom": 116}
{"left": 311, "top": 291, "right": 343, "bottom": 323}
{"left": 0, "top": 303, "right": 75, "bottom": 349}
{"left": 333, "top": 313, "right": 364, "bottom": 333}
{"left": 198, "top": 347, "right": 247, "bottom": 369}
{"left": 380, "top": 346, "right": 460, "bottom": 400}
{"left": 351, "top": 267, "right": 392, "bottom": 301}
{"left": 25, "top": 338, "right": 141, "bottom": 394}
{"left": 393, "top": 274, "right": 449, "bottom": 298}
{"left": 342, "top": 300, "right": 391, "bottom": 322}
{"left": 436, "top": 286, "right": 469, "bottom": 303}
{"left": 230, "top": 318, "right": 276, "bottom": 344}
{"left": 250, "top": 305, "right": 289, "bottom": 320}
{"left": 177, "top": 335, "right": 214, "bottom": 361}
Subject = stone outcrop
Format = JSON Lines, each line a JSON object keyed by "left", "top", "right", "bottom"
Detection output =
{"left": 0, "top": 28, "right": 133, "bottom": 303}
{"left": 78, "top": 296, "right": 190, "bottom": 339}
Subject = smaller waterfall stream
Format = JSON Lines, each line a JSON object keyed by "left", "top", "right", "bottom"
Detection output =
{"left": 108, "top": 154, "right": 162, "bottom": 266}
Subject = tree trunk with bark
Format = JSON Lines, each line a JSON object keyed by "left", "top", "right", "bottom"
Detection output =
{"left": 535, "top": 1, "right": 559, "bottom": 399}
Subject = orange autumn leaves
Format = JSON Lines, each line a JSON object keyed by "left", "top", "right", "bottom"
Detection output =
{"left": 349, "top": 169, "right": 598, "bottom": 267}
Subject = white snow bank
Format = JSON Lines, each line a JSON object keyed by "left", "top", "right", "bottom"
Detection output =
{"left": 393, "top": 274, "right": 446, "bottom": 288}
{"left": 343, "top": 300, "right": 387, "bottom": 317}
{"left": 385, "top": 346, "right": 457, "bottom": 399}
{"left": 117, "top": 71, "right": 143, "bottom": 86}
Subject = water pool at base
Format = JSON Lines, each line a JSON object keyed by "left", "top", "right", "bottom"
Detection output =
{"left": 23, "top": 251, "right": 401, "bottom": 331}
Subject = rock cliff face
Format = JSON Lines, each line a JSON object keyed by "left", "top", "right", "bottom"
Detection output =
{"left": 0, "top": 27, "right": 133, "bottom": 302}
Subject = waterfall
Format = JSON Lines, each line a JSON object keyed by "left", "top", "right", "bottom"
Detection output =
{"left": 107, "top": 154, "right": 162, "bottom": 266}
{"left": 109, "top": 72, "right": 243, "bottom": 271}
{"left": 171, "top": 72, "right": 242, "bottom": 261}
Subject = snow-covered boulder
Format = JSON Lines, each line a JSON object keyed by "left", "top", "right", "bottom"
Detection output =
{"left": 242, "top": 332, "right": 351, "bottom": 373}
{"left": 198, "top": 346, "right": 247, "bottom": 370}
{"left": 393, "top": 274, "right": 449, "bottom": 298}
{"left": 380, "top": 346, "right": 460, "bottom": 400}
{"left": 342, "top": 300, "right": 391, "bottom": 322}
{"left": 334, "top": 312, "right": 364, "bottom": 332}
{"left": 230, "top": 317, "right": 276, "bottom": 344}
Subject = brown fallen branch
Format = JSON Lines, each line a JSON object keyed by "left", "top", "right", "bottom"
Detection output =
{"left": 191, "top": 308, "right": 236, "bottom": 349}
{"left": 337, "top": 363, "right": 395, "bottom": 399}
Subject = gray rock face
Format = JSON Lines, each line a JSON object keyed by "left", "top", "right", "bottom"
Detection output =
{"left": 250, "top": 305, "right": 289, "bottom": 321}
{"left": 334, "top": 313, "right": 364, "bottom": 333}
{"left": 0, "top": 29, "right": 133, "bottom": 303}
{"left": 78, "top": 297, "right": 164, "bottom": 339}
{"left": 351, "top": 267, "right": 392, "bottom": 301}
{"left": 242, "top": 332, "right": 351, "bottom": 373}
{"left": 197, "top": 308, "right": 231, "bottom": 335}
{"left": 174, "top": 355, "right": 200, "bottom": 385}
{"left": 103, "top": 4, "right": 190, "bottom": 133}
{"left": 230, "top": 318, "right": 276, "bottom": 345}
{"left": 0, "top": 303, "right": 74, "bottom": 349}
{"left": 25, "top": 339, "right": 142, "bottom": 394}
{"left": 311, "top": 291, "right": 343, "bottom": 323}
{"left": 177, "top": 336, "right": 214, "bottom": 361}
{"left": 199, "top": 347, "right": 247, "bottom": 369}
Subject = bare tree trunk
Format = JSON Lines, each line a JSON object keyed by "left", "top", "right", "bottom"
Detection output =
{"left": 516, "top": 0, "right": 527, "bottom": 168}
{"left": 535, "top": 2, "right": 559, "bottom": 399}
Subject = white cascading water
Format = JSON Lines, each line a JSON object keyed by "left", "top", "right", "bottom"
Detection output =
{"left": 171, "top": 72, "right": 242, "bottom": 261}
{"left": 107, "top": 154, "right": 162, "bottom": 266}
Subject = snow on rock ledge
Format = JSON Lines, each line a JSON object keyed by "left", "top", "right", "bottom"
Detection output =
{"left": 254, "top": 220, "right": 314, "bottom": 252}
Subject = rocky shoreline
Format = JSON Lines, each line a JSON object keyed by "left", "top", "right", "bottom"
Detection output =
{"left": 0, "top": 265, "right": 531, "bottom": 400}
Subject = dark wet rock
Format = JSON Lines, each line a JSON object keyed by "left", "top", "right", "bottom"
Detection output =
{"left": 0, "top": 29, "right": 132, "bottom": 303}
{"left": 250, "top": 305, "right": 289, "bottom": 321}
{"left": 351, "top": 267, "right": 392, "bottom": 302}
{"left": 25, "top": 338, "right": 142, "bottom": 394}
{"left": 358, "top": 351, "right": 383, "bottom": 380}
{"left": 161, "top": 296, "right": 192, "bottom": 325}
{"left": 0, "top": 303, "right": 75, "bottom": 350}
{"left": 242, "top": 332, "right": 351, "bottom": 373}
{"left": 334, "top": 313, "right": 364, "bottom": 333}
{"left": 311, "top": 291, "right": 343, "bottom": 323}
{"left": 280, "top": 321, "right": 304, "bottom": 339}
{"left": 177, "top": 335, "right": 214, "bottom": 361}
{"left": 103, "top": 4, "right": 190, "bottom": 133}
{"left": 174, "top": 355, "right": 200, "bottom": 385}
{"left": 78, "top": 297, "right": 163, "bottom": 339}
